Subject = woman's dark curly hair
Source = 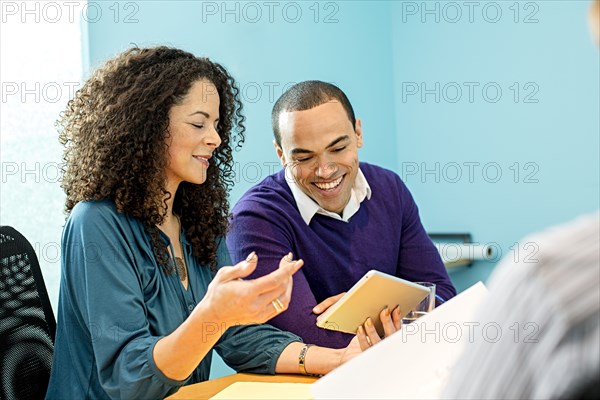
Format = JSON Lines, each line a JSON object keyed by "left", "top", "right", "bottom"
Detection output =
{"left": 58, "top": 46, "right": 245, "bottom": 271}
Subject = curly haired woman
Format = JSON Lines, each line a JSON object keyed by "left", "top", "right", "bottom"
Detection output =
{"left": 45, "top": 47, "right": 372, "bottom": 399}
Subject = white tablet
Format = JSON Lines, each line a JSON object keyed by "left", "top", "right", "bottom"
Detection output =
{"left": 315, "top": 270, "right": 430, "bottom": 335}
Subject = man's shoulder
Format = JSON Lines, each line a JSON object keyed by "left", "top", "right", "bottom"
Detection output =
{"left": 360, "top": 162, "right": 411, "bottom": 201}
{"left": 360, "top": 162, "right": 402, "bottom": 186}
{"left": 228, "top": 171, "right": 306, "bottom": 241}
{"left": 232, "top": 170, "right": 296, "bottom": 213}
{"left": 360, "top": 162, "right": 397, "bottom": 176}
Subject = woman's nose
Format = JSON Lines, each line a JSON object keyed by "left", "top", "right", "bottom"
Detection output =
{"left": 205, "top": 125, "right": 222, "bottom": 148}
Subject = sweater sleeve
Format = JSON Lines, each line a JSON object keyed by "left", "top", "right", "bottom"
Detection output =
{"left": 227, "top": 200, "right": 354, "bottom": 348}
{"left": 62, "top": 202, "right": 186, "bottom": 399}
{"left": 395, "top": 179, "right": 457, "bottom": 303}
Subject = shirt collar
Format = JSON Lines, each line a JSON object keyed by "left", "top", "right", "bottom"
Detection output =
{"left": 285, "top": 167, "right": 372, "bottom": 225}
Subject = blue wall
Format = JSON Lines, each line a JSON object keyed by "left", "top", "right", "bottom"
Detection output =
{"left": 390, "top": 0, "right": 599, "bottom": 289}
{"left": 84, "top": 0, "right": 599, "bottom": 377}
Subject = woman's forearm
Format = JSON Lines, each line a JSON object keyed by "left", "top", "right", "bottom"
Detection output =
{"left": 153, "top": 301, "right": 226, "bottom": 381}
{"left": 275, "top": 342, "right": 344, "bottom": 376}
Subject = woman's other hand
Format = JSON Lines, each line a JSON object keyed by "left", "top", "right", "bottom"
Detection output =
{"left": 356, "top": 305, "right": 402, "bottom": 350}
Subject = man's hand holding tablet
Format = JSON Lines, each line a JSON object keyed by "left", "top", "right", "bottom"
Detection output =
{"left": 313, "top": 270, "right": 430, "bottom": 349}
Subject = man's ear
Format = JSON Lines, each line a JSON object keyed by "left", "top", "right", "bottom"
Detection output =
{"left": 274, "top": 140, "right": 286, "bottom": 166}
{"left": 355, "top": 118, "right": 364, "bottom": 148}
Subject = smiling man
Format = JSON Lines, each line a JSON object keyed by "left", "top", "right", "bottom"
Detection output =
{"left": 227, "top": 81, "right": 456, "bottom": 348}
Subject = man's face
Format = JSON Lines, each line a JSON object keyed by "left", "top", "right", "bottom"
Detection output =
{"left": 275, "top": 100, "right": 363, "bottom": 215}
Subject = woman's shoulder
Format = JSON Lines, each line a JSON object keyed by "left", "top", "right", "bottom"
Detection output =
{"left": 71, "top": 198, "right": 115, "bottom": 214}
{"left": 65, "top": 200, "right": 150, "bottom": 254}
{"left": 70, "top": 198, "right": 117, "bottom": 219}
{"left": 69, "top": 199, "right": 135, "bottom": 229}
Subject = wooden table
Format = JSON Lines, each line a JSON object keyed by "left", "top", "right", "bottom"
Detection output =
{"left": 166, "top": 373, "right": 319, "bottom": 399}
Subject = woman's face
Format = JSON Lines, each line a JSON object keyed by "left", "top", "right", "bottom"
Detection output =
{"left": 165, "top": 79, "right": 222, "bottom": 191}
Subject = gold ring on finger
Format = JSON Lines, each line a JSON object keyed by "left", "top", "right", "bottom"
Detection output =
{"left": 271, "top": 297, "right": 284, "bottom": 313}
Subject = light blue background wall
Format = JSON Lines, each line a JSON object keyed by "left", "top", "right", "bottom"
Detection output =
{"left": 390, "top": 0, "right": 599, "bottom": 288}
{"left": 83, "top": 0, "right": 599, "bottom": 378}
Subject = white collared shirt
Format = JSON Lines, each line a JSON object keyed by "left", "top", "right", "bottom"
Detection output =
{"left": 285, "top": 167, "right": 372, "bottom": 225}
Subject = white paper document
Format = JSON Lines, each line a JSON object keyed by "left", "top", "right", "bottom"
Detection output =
{"left": 210, "top": 382, "right": 312, "bottom": 399}
{"left": 311, "top": 282, "right": 488, "bottom": 399}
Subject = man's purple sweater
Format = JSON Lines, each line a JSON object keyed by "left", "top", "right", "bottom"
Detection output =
{"left": 227, "top": 162, "right": 456, "bottom": 348}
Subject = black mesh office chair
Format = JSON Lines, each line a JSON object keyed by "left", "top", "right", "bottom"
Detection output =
{"left": 0, "top": 226, "right": 56, "bottom": 400}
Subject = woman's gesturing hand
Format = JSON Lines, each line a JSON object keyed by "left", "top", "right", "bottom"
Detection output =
{"left": 197, "top": 252, "right": 303, "bottom": 328}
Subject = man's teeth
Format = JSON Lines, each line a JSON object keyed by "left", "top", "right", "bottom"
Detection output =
{"left": 314, "top": 176, "right": 343, "bottom": 190}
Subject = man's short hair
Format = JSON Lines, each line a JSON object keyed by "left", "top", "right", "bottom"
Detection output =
{"left": 272, "top": 81, "right": 356, "bottom": 147}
